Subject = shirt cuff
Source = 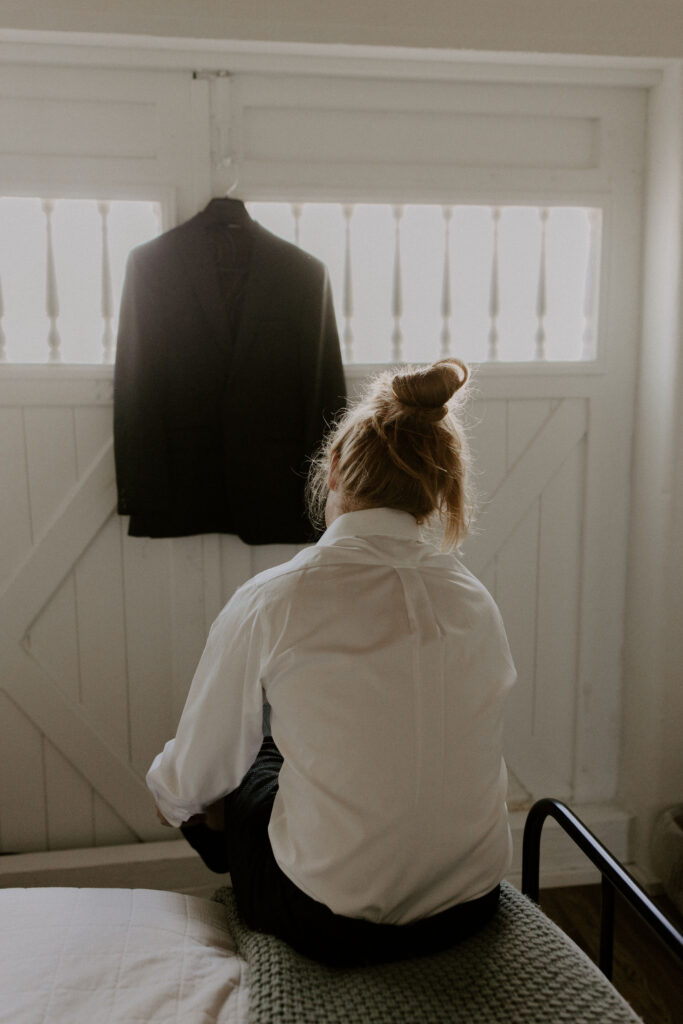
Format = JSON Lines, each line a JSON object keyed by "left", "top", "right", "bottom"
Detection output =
{"left": 146, "top": 749, "right": 203, "bottom": 828}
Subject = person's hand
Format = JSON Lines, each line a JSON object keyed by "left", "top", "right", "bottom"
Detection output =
{"left": 154, "top": 800, "right": 210, "bottom": 828}
{"left": 155, "top": 804, "right": 172, "bottom": 827}
{"left": 203, "top": 798, "right": 225, "bottom": 832}
{"left": 182, "top": 813, "right": 207, "bottom": 828}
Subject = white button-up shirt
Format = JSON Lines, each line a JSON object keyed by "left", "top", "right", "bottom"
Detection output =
{"left": 147, "top": 508, "right": 516, "bottom": 924}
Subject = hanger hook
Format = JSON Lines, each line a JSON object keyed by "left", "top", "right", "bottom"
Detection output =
{"left": 220, "top": 156, "right": 239, "bottom": 197}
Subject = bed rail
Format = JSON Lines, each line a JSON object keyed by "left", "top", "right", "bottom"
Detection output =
{"left": 521, "top": 797, "right": 683, "bottom": 979}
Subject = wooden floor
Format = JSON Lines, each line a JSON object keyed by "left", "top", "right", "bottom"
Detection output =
{"left": 539, "top": 885, "right": 683, "bottom": 1024}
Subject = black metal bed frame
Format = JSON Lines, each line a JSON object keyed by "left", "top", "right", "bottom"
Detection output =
{"left": 521, "top": 798, "right": 683, "bottom": 979}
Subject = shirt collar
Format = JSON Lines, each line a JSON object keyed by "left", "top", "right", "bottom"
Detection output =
{"left": 317, "top": 508, "right": 420, "bottom": 546}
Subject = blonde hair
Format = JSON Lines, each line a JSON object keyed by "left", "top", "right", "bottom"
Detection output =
{"left": 307, "top": 358, "right": 474, "bottom": 549}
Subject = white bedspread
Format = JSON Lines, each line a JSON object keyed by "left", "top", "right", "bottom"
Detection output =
{"left": 0, "top": 887, "right": 250, "bottom": 1024}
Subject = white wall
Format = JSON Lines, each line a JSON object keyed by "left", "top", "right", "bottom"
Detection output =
{"left": 620, "top": 63, "right": 683, "bottom": 878}
{"left": 0, "top": 0, "right": 682, "bottom": 59}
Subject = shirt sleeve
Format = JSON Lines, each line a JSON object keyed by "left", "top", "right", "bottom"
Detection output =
{"left": 146, "top": 585, "right": 266, "bottom": 828}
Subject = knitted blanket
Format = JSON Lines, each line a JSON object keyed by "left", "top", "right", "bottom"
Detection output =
{"left": 212, "top": 881, "right": 642, "bottom": 1024}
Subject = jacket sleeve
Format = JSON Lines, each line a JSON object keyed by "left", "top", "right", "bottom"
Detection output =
{"left": 113, "top": 248, "right": 169, "bottom": 518}
{"left": 146, "top": 586, "right": 266, "bottom": 827}
{"left": 300, "top": 264, "right": 347, "bottom": 460}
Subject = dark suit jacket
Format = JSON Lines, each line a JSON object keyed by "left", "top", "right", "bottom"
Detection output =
{"left": 113, "top": 201, "right": 346, "bottom": 544}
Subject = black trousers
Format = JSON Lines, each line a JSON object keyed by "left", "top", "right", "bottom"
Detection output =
{"left": 181, "top": 738, "right": 500, "bottom": 967}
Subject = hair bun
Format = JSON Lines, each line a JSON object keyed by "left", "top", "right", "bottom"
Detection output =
{"left": 391, "top": 358, "right": 469, "bottom": 420}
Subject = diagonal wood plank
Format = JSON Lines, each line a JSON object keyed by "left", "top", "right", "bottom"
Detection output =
{"left": 0, "top": 437, "right": 166, "bottom": 840}
{"left": 2, "top": 649, "right": 166, "bottom": 842}
{"left": 0, "top": 438, "right": 115, "bottom": 645}
{"left": 462, "top": 398, "right": 587, "bottom": 576}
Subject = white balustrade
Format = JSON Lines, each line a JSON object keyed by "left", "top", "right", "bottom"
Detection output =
{"left": 42, "top": 199, "right": 61, "bottom": 363}
{"left": 391, "top": 204, "right": 404, "bottom": 362}
{"left": 440, "top": 206, "right": 452, "bottom": 358}
{"left": 487, "top": 207, "right": 501, "bottom": 362}
{"left": 98, "top": 201, "right": 114, "bottom": 364}
{"left": 342, "top": 204, "right": 354, "bottom": 363}
{"left": 535, "top": 208, "right": 549, "bottom": 361}
{"left": 0, "top": 197, "right": 601, "bottom": 366}
{"left": 582, "top": 209, "right": 600, "bottom": 360}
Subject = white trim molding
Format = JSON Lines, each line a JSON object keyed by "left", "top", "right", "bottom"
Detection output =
{"left": 0, "top": 802, "right": 634, "bottom": 894}
{"left": 0, "top": 28, "right": 667, "bottom": 87}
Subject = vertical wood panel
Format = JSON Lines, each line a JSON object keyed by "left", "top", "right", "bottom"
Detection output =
{"left": 251, "top": 544, "right": 296, "bottom": 576}
{"left": 201, "top": 535, "right": 224, "bottom": 633}
{"left": 461, "top": 398, "right": 587, "bottom": 578}
{"left": 23, "top": 407, "right": 78, "bottom": 537}
{"left": 122, "top": 529, "right": 174, "bottom": 774}
{"left": 477, "top": 560, "right": 496, "bottom": 596}
{"left": 169, "top": 535, "right": 207, "bottom": 725}
{"left": 507, "top": 399, "right": 553, "bottom": 469}
{"left": 506, "top": 767, "right": 532, "bottom": 812}
{"left": 43, "top": 739, "right": 94, "bottom": 850}
{"left": 75, "top": 515, "right": 129, "bottom": 752}
{"left": 470, "top": 399, "right": 507, "bottom": 501}
{"left": 24, "top": 573, "right": 80, "bottom": 703}
{"left": 496, "top": 499, "right": 541, "bottom": 787}
{"left": 533, "top": 439, "right": 585, "bottom": 797}
{"left": 462, "top": 398, "right": 509, "bottom": 572}
{"left": 0, "top": 691, "right": 47, "bottom": 853}
{"left": 74, "top": 406, "right": 114, "bottom": 473}
{"left": 219, "top": 534, "right": 254, "bottom": 606}
{"left": 93, "top": 793, "right": 137, "bottom": 847}
{"left": 0, "top": 408, "right": 32, "bottom": 585}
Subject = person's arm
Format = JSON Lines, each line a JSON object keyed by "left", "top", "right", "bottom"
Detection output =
{"left": 146, "top": 586, "right": 266, "bottom": 828}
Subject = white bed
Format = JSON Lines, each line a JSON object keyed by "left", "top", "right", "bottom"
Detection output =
{"left": 1, "top": 880, "right": 645, "bottom": 1024}
{"left": 0, "top": 887, "right": 249, "bottom": 1024}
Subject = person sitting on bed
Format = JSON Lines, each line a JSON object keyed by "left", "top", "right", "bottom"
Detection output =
{"left": 147, "top": 357, "right": 517, "bottom": 967}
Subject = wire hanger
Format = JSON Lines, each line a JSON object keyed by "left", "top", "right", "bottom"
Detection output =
{"left": 221, "top": 156, "right": 239, "bottom": 198}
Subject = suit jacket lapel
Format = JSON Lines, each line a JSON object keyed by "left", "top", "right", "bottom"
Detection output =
{"left": 178, "top": 212, "right": 221, "bottom": 337}
{"left": 177, "top": 202, "right": 257, "bottom": 364}
{"left": 224, "top": 221, "right": 279, "bottom": 388}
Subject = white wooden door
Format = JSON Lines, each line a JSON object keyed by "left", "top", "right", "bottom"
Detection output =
{"left": 0, "top": 374, "right": 638, "bottom": 849}
{"left": 0, "top": 50, "right": 648, "bottom": 852}
{"left": 0, "top": 58, "right": 210, "bottom": 850}
{"left": 0, "top": 373, "right": 298, "bottom": 849}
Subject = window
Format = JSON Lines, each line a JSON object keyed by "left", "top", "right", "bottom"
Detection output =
{"left": 0, "top": 196, "right": 600, "bottom": 365}
{"left": 0, "top": 197, "right": 161, "bottom": 364}
{"left": 250, "top": 202, "right": 601, "bottom": 364}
